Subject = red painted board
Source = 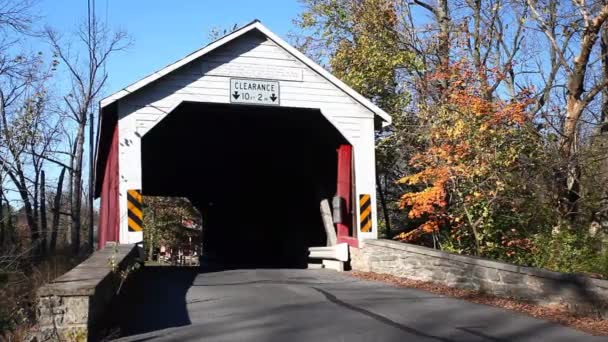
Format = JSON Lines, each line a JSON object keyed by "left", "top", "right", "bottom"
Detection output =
{"left": 98, "top": 122, "right": 120, "bottom": 249}
{"left": 336, "top": 144, "right": 352, "bottom": 240}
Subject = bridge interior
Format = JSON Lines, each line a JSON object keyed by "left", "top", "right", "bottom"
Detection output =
{"left": 141, "top": 102, "right": 349, "bottom": 268}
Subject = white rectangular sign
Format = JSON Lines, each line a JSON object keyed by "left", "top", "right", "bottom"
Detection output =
{"left": 230, "top": 78, "right": 280, "bottom": 105}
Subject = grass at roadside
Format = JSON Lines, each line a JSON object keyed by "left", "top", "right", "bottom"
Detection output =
{"left": 0, "top": 251, "right": 85, "bottom": 341}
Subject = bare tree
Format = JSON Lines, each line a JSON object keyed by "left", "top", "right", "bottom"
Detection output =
{"left": 49, "top": 167, "right": 66, "bottom": 253}
{"left": 406, "top": 0, "right": 452, "bottom": 96}
{"left": 602, "top": 6, "right": 608, "bottom": 134}
{"left": 527, "top": 0, "right": 608, "bottom": 221}
{"left": 411, "top": 0, "right": 451, "bottom": 73}
{"left": 0, "top": 77, "right": 54, "bottom": 256}
{"left": 458, "top": 0, "right": 529, "bottom": 98}
{"left": 39, "top": 169, "right": 47, "bottom": 255}
{"left": 45, "top": 15, "right": 129, "bottom": 255}
{"left": 0, "top": 172, "right": 4, "bottom": 247}
{"left": 0, "top": 0, "right": 35, "bottom": 34}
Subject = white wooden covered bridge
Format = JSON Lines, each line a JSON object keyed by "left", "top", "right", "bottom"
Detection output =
{"left": 94, "top": 20, "right": 391, "bottom": 267}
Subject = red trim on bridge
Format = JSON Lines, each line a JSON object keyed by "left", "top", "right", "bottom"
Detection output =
{"left": 98, "top": 122, "right": 120, "bottom": 250}
{"left": 336, "top": 144, "right": 358, "bottom": 248}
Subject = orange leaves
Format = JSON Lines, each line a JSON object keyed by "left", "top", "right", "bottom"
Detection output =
{"left": 447, "top": 83, "right": 529, "bottom": 127}
{"left": 398, "top": 167, "right": 449, "bottom": 219}
{"left": 396, "top": 62, "right": 535, "bottom": 243}
{"left": 400, "top": 187, "right": 446, "bottom": 218}
{"left": 437, "top": 61, "right": 533, "bottom": 128}
{"left": 394, "top": 220, "right": 442, "bottom": 242}
{"left": 398, "top": 165, "right": 448, "bottom": 185}
{"left": 449, "top": 92, "right": 493, "bottom": 116}
{"left": 393, "top": 228, "right": 422, "bottom": 242}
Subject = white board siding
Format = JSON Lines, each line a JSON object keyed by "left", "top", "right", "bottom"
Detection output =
{"left": 354, "top": 118, "right": 378, "bottom": 239}
{"left": 164, "top": 75, "right": 338, "bottom": 90}
{"left": 118, "top": 34, "right": 372, "bottom": 129}
{"left": 101, "top": 22, "right": 391, "bottom": 124}
{"left": 203, "top": 57, "right": 302, "bottom": 68}
{"left": 117, "top": 110, "right": 143, "bottom": 244}
{"left": 116, "top": 31, "right": 378, "bottom": 243}
{"left": 129, "top": 89, "right": 356, "bottom": 106}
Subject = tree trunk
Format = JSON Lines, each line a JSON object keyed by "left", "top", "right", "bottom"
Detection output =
{"left": 71, "top": 122, "right": 85, "bottom": 255}
{"left": 558, "top": 5, "right": 608, "bottom": 221}
{"left": 7, "top": 202, "right": 13, "bottom": 245}
{"left": 32, "top": 168, "right": 40, "bottom": 249}
{"left": 87, "top": 0, "right": 96, "bottom": 252}
{"left": 66, "top": 176, "right": 73, "bottom": 244}
{"left": 11, "top": 170, "right": 39, "bottom": 256}
{"left": 599, "top": 20, "right": 608, "bottom": 227}
{"left": 376, "top": 171, "right": 391, "bottom": 233}
{"left": 437, "top": 0, "right": 450, "bottom": 74}
{"left": 50, "top": 167, "right": 66, "bottom": 253}
{"left": 0, "top": 176, "right": 4, "bottom": 248}
{"left": 40, "top": 170, "right": 48, "bottom": 256}
{"left": 148, "top": 236, "right": 154, "bottom": 260}
{"left": 22, "top": 195, "right": 38, "bottom": 254}
{"left": 602, "top": 20, "right": 608, "bottom": 134}
{"left": 88, "top": 109, "right": 95, "bottom": 251}
{"left": 413, "top": 0, "right": 451, "bottom": 94}
{"left": 559, "top": 99, "right": 583, "bottom": 221}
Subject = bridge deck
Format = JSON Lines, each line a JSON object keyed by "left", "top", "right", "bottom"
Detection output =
{"left": 111, "top": 267, "right": 601, "bottom": 341}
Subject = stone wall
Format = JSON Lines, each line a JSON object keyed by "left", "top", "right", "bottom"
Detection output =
{"left": 31, "top": 244, "right": 140, "bottom": 341}
{"left": 351, "top": 239, "right": 608, "bottom": 317}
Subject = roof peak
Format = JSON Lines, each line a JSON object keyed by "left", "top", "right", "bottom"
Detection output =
{"left": 100, "top": 20, "right": 391, "bottom": 124}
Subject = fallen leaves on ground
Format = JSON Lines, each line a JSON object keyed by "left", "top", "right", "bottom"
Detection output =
{"left": 348, "top": 271, "right": 608, "bottom": 336}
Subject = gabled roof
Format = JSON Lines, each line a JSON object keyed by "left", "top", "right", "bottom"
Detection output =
{"left": 100, "top": 20, "right": 392, "bottom": 124}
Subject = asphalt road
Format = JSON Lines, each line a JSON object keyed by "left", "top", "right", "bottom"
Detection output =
{"left": 112, "top": 267, "right": 604, "bottom": 342}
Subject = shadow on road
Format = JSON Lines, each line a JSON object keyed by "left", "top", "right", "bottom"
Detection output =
{"left": 109, "top": 266, "right": 199, "bottom": 338}
{"left": 100, "top": 267, "right": 601, "bottom": 342}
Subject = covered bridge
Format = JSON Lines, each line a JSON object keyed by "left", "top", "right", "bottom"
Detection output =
{"left": 94, "top": 20, "right": 391, "bottom": 267}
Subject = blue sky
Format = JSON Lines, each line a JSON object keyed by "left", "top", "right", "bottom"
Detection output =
{"left": 1, "top": 0, "right": 304, "bottom": 204}
{"left": 35, "top": 0, "right": 304, "bottom": 95}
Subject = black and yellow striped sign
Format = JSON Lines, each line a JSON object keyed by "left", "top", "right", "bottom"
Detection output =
{"left": 127, "top": 189, "right": 143, "bottom": 232}
{"left": 359, "top": 194, "right": 372, "bottom": 232}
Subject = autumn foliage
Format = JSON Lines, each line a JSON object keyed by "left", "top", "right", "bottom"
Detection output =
{"left": 394, "top": 63, "right": 544, "bottom": 258}
{"left": 297, "top": 0, "right": 608, "bottom": 278}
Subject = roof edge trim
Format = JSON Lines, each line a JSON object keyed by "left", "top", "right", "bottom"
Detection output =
{"left": 100, "top": 21, "right": 391, "bottom": 124}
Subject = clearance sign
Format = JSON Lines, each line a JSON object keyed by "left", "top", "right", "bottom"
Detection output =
{"left": 230, "top": 78, "right": 280, "bottom": 106}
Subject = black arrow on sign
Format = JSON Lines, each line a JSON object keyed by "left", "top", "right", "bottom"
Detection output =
{"left": 270, "top": 93, "right": 277, "bottom": 102}
{"left": 232, "top": 91, "right": 240, "bottom": 100}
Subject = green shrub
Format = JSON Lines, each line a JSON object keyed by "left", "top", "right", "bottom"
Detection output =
{"left": 531, "top": 229, "right": 600, "bottom": 275}
{"left": 588, "top": 248, "right": 608, "bottom": 278}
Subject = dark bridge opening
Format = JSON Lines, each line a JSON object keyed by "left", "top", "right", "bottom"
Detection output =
{"left": 141, "top": 102, "right": 348, "bottom": 268}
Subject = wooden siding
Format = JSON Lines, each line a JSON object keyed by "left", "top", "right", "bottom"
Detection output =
{"left": 115, "top": 29, "right": 379, "bottom": 244}
{"left": 117, "top": 33, "right": 374, "bottom": 143}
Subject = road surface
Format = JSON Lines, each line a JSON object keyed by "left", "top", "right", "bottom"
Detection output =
{"left": 112, "top": 267, "right": 603, "bottom": 341}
